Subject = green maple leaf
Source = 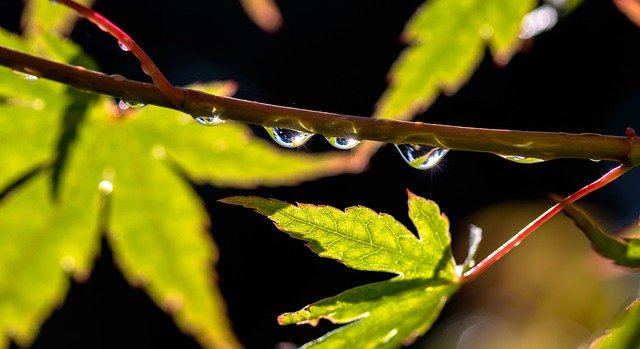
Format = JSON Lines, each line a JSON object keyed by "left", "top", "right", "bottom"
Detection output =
{"left": 222, "top": 192, "right": 461, "bottom": 348}
{"left": 375, "top": 0, "right": 536, "bottom": 120}
{"left": 0, "top": 1, "right": 359, "bottom": 347}
{"left": 591, "top": 299, "right": 640, "bottom": 349}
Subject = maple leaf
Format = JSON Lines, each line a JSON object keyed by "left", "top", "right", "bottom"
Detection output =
{"left": 222, "top": 192, "right": 461, "bottom": 348}
{"left": 375, "top": 0, "right": 536, "bottom": 120}
{"left": 0, "top": 1, "right": 359, "bottom": 347}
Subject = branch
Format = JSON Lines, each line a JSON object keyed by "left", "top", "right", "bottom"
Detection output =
{"left": 1, "top": 44, "right": 638, "bottom": 163}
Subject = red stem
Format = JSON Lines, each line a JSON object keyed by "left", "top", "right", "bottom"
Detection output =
{"left": 56, "top": 0, "right": 184, "bottom": 107}
{"left": 460, "top": 163, "right": 631, "bottom": 283}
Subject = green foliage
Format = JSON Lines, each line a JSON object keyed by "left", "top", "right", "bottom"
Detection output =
{"left": 375, "top": 0, "right": 536, "bottom": 120}
{"left": 591, "top": 299, "right": 640, "bottom": 348}
{"left": 557, "top": 196, "right": 640, "bottom": 268}
{"left": 0, "top": 1, "right": 359, "bottom": 347}
{"left": 222, "top": 192, "right": 460, "bottom": 348}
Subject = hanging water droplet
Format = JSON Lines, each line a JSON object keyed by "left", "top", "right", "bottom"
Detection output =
{"left": 265, "top": 127, "right": 314, "bottom": 148}
{"left": 118, "top": 41, "right": 130, "bottom": 51}
{"left": 194, "top": 116, "right": 225, "bottom": 126}
{"left": 499, "top": 154, "right": 545, "bottom": 164}
{"left": 193, "top": 107, "right": 225, "bottom": 126}
{"left": 395, "top": 144, "right": 448, "bottom": 170}
{"left": 12, "top": 69, "right": 38, "bottom": 81}
{"left": 118, "top": 100, "right": 146, "bottom": 109}
{"left": 325, "top": 136, "right": 360, "bottom": 150}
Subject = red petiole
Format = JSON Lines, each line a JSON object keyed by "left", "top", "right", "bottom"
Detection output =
{"left": 460, "top": 163, "right": 632, "bottom": 283}
{"left": 56, "top": 0, "right": 185, "bottom": 107}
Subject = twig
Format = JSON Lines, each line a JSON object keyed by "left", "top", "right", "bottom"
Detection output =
{"left": 1, "top": 45, "right": 636, "bottom": 163}
{"left": 55, "top": 0, "right": 184, "bottom": 107}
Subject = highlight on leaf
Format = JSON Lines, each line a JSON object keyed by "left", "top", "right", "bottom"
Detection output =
{"left": 221, "top": 192, "right": 461, "bottom": 348}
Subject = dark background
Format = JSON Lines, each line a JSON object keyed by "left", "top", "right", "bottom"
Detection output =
{"left": 2, "top": 0, "right": 640, "bottom": 348}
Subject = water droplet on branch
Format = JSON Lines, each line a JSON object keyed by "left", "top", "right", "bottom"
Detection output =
{"left": 325, "top": 136, "right": 360, "bottom": 150}
{"left": 118, "top": 41, "right": 130, "bottom": 51}
{"left": 395, "top": 144, "right": 448, "bottom": 170}
{"left": 193, "top": 107, "right": 226, "bottom": 126}
{"left": 12, "top": 70, "right": 38, "bottom": 81}
{"left": 118, "top": 99, "right": 145, "bottom": 110}
{"left": 265, "top": 127, "right": 314, "bottom": 148}
{"left": 498, "top": 155, "right": 545, "bottom": 164}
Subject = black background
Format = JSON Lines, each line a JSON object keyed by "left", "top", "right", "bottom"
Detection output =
{"left": 2, "top": 0, "right": 640, "bottom": 348}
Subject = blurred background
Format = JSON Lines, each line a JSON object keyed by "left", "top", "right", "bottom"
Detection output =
{"left": 2, "top": 0, "right": 640, "bottom": 348}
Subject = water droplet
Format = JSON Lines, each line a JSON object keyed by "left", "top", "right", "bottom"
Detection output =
{"left": 59, "top": 255, "right": 76, "bottom": 273}
{"left": 195, "top": 116, "right": 224, "bottom": 126}
{"left": 499, "top": 155, "right": 545, "bottom": 164}
{"left": 193, "top": 107, "right": 225, "bottom": 126}
{"left": 111, "top": 74, "right": 126, "bottom": 83}
{"left": 325, "top": 136, "right": 360, "bottom": 150}
{"left": 590, "top": 158, "right": 601, "bottom": 162}
{"left": 120, "top": 100, "right": 145, "bottom": 109}
{"left": 12, "top": 70, "right": 38, "bottom": 81}
{"left": 118, "top": 41, "right": 130, "bottom": 51}
{"left": 265, "top": 127, "right": 314, "bottom": 148}
{"left": 98, "top": 180, "right": 113, "bottom": 195}
{"left": 395, "top": 144, "right": 448, "bottom": 170}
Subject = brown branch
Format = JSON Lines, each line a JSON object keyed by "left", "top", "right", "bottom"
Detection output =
{"left": 1, "top": 44, "right": 637, "bottom": 163}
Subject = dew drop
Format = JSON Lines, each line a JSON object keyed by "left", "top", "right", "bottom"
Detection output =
{"left": 98, "top": 180, "right": 113, "bottom": 195}
{"left": 395, "top": 144, "right": 448, "bottom": 170}
{"left": 12, "top": 69, "right": 38, "bottom": 81}
{"left": 499, "top": 155, "right": 545, "bottom": 164}
{"left": 325, "top": 136, "right": 360, "bottom": 150}
{"left": 125, "top": 100, "right": 145, "bottom": 108}
{"left": 110, "top": 74, "right": 126, "bottom": 82}
{"left": 193, "top": 107, "right": 225, "bottom": 126}
{"left": 118, "top": 41, "right": 130, "bottom": 51}
{"left": 265, "top": 127, "right": 314, "bottom": 148}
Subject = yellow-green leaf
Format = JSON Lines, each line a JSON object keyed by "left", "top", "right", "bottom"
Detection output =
{"left": 0, "top": 171, "right": 102, "bottom": 347}
{"left": 591, "top": 299, "right": 640, "bottom": 348}
{"left": 22, "top": 0, "right": 95, "bottom": 37}
{"left": 375, "top": 0, "right": 536, "bottom": 120}
{"left": 222, "top": 192, "right": 460, "bottom": 347}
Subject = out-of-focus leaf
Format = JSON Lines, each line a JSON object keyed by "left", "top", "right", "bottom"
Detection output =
{"left": 239, "top": 0, "right": 283, "bottom": 33}
{"left": 22, "top": 0, "right": 95, "bottom": 36}
{"left": 375, "top": 0, "right": 536, "bottom": 120}
{"left": 0, "top": 171, "right": 101, "bottom": 346}
{"left": 614, "top": 0, "right": 640, "bottom": 27}
{"left": 222, "top": 192, "right": 460, "bottom": 348}
{"left": 591, "top": 299, "right": 640, "bottom": 348}
{"left": 555, "top": 194, "right": 640, "bottom": 268}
